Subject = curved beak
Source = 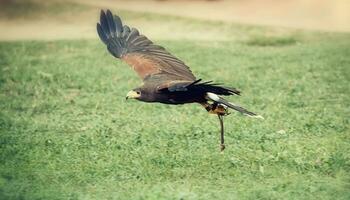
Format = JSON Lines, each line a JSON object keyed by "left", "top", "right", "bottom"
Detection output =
{"left": 126, "top": 90, "right": 140, "bottom": 100}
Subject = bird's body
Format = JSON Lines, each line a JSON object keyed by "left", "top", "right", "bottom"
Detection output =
{"left": 97, "top": 10, "right": 262, "bottom": 151}
{"left": 132, "top": 75, "right": 202, "bottom": 104}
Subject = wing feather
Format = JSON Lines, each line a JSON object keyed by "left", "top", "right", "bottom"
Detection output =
{"left": 97, "top": 10, "right": 196, "bottom": 81}
{"left": 157, "top": 79, "right": 241, "bottom": 96}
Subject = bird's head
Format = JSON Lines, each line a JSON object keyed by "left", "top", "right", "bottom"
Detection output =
{"left": 126, "top": 88, "right": 141, "bottom": 100}
{"left": 125, "top": 87, "right": 157, "bottom": 102}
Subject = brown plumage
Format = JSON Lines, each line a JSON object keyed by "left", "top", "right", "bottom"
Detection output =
{"left": 97, "top": 10, "right": 262, "bottom": 151}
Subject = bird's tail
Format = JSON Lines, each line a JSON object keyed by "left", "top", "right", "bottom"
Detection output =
{"left": 206, "top": 92, "right": 263, "bottom": 119}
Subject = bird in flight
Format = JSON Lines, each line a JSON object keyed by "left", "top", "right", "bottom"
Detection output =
{"left": 97, "top": 10, "right": 262, "bottom": 151}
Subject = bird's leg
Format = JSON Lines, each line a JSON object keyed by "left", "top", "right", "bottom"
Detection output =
{"left": 200, "top": 102, "right": 226, "bottom": 151}
{"left": 218, "top": 114, "right": 225, "bottom": 151}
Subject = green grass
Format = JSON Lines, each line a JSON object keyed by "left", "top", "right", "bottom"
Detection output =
{"left": 246, "top": 36, "right": 298, "bottom": 46}
{"left": 1, "top": 13, "right": 350, "bottom": 200}
{"left": 0, "top": 0, "right": 89, "bottom": 19}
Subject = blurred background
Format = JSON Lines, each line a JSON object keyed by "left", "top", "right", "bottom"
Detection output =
{"left": 0, "top": 0, "right": 349, "bottom": 41}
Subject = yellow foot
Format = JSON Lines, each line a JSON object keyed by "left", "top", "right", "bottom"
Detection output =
{"left": 200, "top": 102, "right": 230, "bottom": 116}
{"left": 211, "top": 104, "right": 231, "bottom": 116}
{"left": 209, "top": 104, "right": 228, "bottom": 115}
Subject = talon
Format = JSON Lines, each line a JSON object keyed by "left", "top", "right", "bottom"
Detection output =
{"left": 201, "top": 102, "right": 229, "bottom": 115}
{"left": 220, "top": 144, "right": 225, "bottom": 151}
{"left": 211, "top": 104, "right": 229, "bottom": 116}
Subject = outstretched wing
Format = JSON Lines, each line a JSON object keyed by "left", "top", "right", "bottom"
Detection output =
{"left": 97, "top": 10, "right": 196, "bottom": 82}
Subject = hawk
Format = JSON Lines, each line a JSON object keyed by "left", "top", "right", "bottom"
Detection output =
{"left": 97, "top": 10, "right": 262, "bottom": 151}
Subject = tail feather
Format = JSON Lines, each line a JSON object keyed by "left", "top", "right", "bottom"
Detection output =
{"left": 218, "top": 97, "right": 263, "bottom": 118}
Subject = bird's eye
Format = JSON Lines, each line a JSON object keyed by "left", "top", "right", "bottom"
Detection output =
{"left": 136, "top": 91, "right": 141, "bottom": 95}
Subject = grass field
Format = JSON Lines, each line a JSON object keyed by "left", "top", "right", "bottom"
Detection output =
{"left": 1, "top": 2, "right": 350, "bottom": 200}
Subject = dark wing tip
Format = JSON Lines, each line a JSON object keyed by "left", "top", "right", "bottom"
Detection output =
{"left": 106, "top": 10, "right": 116, "bottom": 33}
{"left": 97, "top": 9, "right": 126, "bottom": 58}
{"left": 99, "top": 10, "right": 109, "bottom": 35}
{"left": 98, "top": 9, "right": 124, "bottom": 38}
{"left": 114, "top": 15, "right": 123, "bottom": 36}
{"left": 97, "top": 23, "right": 108, "bottom": 45}
{"left": 100, "top": 10, "right": 106, "bottom": 24}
